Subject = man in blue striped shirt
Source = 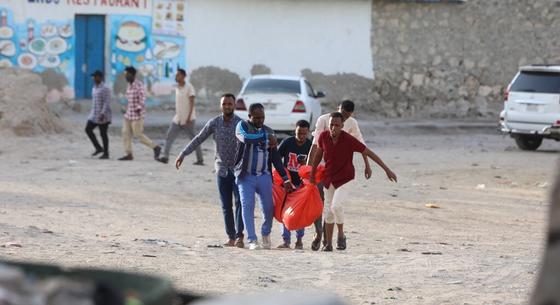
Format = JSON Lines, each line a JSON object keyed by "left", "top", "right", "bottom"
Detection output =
{"left": 235, "top": 103, "right": 293, "bottom": 250}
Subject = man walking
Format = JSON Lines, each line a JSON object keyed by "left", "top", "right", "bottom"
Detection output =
{"left": 307, "top": 100, "right": 372, "bottom": 251}
{"left": 276, "top": 119, "right": 312, "bottom": 250}
{"left": 175, "top": 93, "right": 244, "bottom": 247}
{"left": 159, "top": 69, "right": 203, "bottom": 165}
{"left": 118, "top": 66, "right": 161, "bottom": 161}
{"left": 235, "top": 103, "right": 293, "bottom": 250}
{"left": 85, "top": 70, "right": 111, "bottom": 159}
{"left": 309, "top": 112, "right": 397, "bottom": 251}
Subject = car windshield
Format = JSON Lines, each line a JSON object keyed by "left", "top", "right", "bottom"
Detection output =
{"left": 511, "top": 71, "right": 560, "bottom": 94}
{"left": 243, "top": 79, "right": 301, "bottom": 95}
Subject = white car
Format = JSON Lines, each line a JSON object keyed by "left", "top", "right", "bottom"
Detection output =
{"left": 235, "top": 75, "right": 324, "bottom": 134}
{"left": 500, "top": 65, "right": 560, "bottom": 150}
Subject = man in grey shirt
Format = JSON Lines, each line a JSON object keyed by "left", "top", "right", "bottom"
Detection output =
{"left": 175, "top": 93, "right": 244, "bottom": 248}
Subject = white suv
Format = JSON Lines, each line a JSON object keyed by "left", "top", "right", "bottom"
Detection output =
{"left": 500, "top": 65, "right": 560, "bottom": 150}
{"left": 235, "top": 75, "right": 324, "bottom": 134}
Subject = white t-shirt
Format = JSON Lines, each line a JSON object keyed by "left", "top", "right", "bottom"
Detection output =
{"left": 173, "top": 82, "right": 196, "bottom": 125}
{"left": 312, "top": 113, "right": 365, "bottom": 145}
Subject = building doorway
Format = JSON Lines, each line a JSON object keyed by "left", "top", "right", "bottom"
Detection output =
{"left": 74, "top": 15, "right": 105, "bottom": 99}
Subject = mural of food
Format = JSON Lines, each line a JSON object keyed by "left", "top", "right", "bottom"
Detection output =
{"left": 115, "top": 21, "right": 147, "bottom": 52}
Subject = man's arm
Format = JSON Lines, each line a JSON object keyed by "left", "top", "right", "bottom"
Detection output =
{"left": 309, "top": 146, "right": 323, "bottom": 184}
{"left": 235, "top": 121, "right": 266, "bottom": 144}
{"left": 362, "top": 148, "right": 397, "bottom": 182}
{"left": 176, "top": 120, "right": 215, "bottom": 169}
{"left": 186, "top": 95, "right": 195, "bottom": 123}
{"left": 99, "top": 87, "right": 111, "bottom": 121}
{"left": 270, "top": 145, "right": 294, "bottom": 191}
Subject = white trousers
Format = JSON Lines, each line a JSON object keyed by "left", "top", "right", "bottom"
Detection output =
{"left": 323, "top": 181, "right": 351, "bottom": 224}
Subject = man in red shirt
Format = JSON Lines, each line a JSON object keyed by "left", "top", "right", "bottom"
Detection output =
{"left": 310, "top": 112, "right": 397, "bottom": 251}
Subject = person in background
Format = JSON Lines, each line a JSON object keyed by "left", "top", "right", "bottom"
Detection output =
{"left": 118, "top": 66, "right": 161, "bottom": 161}
{"left": 85, "top": 70, "right": 111, "bottom": 160}
{"left": 159, "top": 69, "right": 204, "bottom": 165}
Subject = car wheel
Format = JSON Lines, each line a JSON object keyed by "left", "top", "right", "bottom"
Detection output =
{"left": 515, "top": 134, "right": 543, "bottom": 151}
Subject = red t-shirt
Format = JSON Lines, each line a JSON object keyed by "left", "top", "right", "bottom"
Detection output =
{"left": 318, "top": 130, "right": 366, "bottom": 188}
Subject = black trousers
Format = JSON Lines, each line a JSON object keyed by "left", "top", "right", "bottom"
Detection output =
{"left": 85, "top": 120, "right": 109, "bottom": 155}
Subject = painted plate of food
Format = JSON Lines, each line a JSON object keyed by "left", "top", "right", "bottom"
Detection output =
{"left": 29, "top": 38, "right": 47, "bottom": 55}
{"left": 46, "top": 37, "right": 68, "bottom": 55}
{"left": 18, "top": 53, "right": 37, "bottom": 69}
{"left": 0, "top": 40, "right": 16, "bottom": 57}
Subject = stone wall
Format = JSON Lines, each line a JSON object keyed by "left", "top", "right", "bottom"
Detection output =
{"left": 370, "top": 0, "right": 560, "bottom": 118}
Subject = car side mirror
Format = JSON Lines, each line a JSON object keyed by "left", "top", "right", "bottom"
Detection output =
{"left": 315, "top": 91, "right": 325, "bottom": 98}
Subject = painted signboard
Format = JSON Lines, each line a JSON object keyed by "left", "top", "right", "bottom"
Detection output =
{"left": 152, "top": 0, "right": 186, "bottom": 36}
{"left": 25, "top": 0, "right": 153, "bottom": 16}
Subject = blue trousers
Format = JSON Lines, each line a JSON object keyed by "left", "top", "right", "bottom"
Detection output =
{"left": 217, "top": 170, "right": 244, "bottom": 240}
{"left": 281, "top": 225, "right": 305, "bottom": 244}
{"left": 237, "top": 173, "right": 274, "bottom": 242}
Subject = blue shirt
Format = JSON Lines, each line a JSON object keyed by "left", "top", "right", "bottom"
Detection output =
{"left": 234, "top": 120, "right": 288, "bottom": 180}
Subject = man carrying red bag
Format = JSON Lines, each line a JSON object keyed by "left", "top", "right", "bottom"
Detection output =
{"left": 275, "top": 120, "right": 312, "bottom": 250}
{"left": 309, "top": 112, "right": 397, "bottom": 252}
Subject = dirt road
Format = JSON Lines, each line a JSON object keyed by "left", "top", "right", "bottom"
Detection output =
{"left": 0, "top": 120, "right": 556, "bottom": 305}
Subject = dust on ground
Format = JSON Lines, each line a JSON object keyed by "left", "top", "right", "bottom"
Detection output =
{"left": 0, "top": 114, "right": 557, "bottom": 305}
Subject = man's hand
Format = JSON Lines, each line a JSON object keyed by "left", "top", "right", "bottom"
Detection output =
{"left": 283, "top": 180, "right": 295, "bottom": 193}
{"left": 385, "top": 169, "right": 397, "bottom": 183}
{"left": 175, "top": 155, "right": 185, "bottom": 170}
{"left": 365, "top": 165, "right": 372, "bottom": 180}
{"left": 268, "top": 135, "right": 278, "bottom": 149}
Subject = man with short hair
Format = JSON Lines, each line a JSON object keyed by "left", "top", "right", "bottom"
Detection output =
{"left": 276, "top": 119, "right": 312, "bottom": 250}
{"left": 85, "top": 70, "right": 111, "bottom": 159}
{"left": 234, "top": 103, "right": 293, "bottom": 250}
{"left": 118, "top": 66, "right": 161, "bottom": 161}
{"left": 307, "top": 100, "right": 371, "bottom": 251}
{"left": 159, "top": 69, "right": 203, "bottom": 165}
{"left": 309, "top": 112, "right": 397, "bottom": 251}
{"left": 176, "top": 93, "right": 245, "bottom": 247}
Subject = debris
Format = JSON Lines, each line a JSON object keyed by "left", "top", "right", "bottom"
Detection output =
{"left": 398, "top": 248, "right": 411, "bottom": 252}
{"left": 388, "top": 287, "right": 403, "bottom": 291}
{"left": 42, "top": 229, "right": 54, "bottom": 234}
{"left": 425, "top": 203, "right": 440, "bottom": 209}
{"left": 2, "top": 241, "right": 22, "bottom": 248}
{"left": 421, "top": 251, "right": 442, "bottom": 255}
{"left": 447, "top": 280, "right": 464, "bottom": 285}
{"left": 475, "top": 184, "right": 486, "bottom": 190}
{"left": 471, "top": 163, "right": 479, "bottom": 167}
{"left": 439, "top": 186, "right": 448, "bottom": 190}
{"left": 207, "top": 244, "right": 223, "bottom": 248}
{"left": 142, "top": 254, "right": 157, "bottom": 258}
{"left": 537, "top": 182, "right": 549, "bottom": 188}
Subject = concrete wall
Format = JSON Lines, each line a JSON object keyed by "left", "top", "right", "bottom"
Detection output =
{"left": 370, "top": 0, "right": 560, "bottom": 118}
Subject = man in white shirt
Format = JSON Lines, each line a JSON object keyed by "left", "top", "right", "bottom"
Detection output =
{"left": 307, "top": 100, "right": 371, "bottom": 250}
{"left": 158, "top": 69, "right": 204, "bottom": 165}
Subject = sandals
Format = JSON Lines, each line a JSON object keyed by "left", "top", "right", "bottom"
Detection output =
{"left": 311, "top": 233, "right": 322, "bottom": 251}
{"left": 336, "top": 235, "right": 347, "bottom": 250}
{"left": 321, "top": 244, "right": 333, "bottom": 252}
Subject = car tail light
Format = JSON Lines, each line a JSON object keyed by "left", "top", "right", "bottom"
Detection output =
{"left": 236, "top": 98, "right": 247, "bottom": 111}
{"left": 504, "top": 86, "right": 509, "bottom": 102}
{"left": 292, "top": 100, "right": 306, "bottom": 113}
{"left": 555, "top": 120, "right": 560, "bottom": 126}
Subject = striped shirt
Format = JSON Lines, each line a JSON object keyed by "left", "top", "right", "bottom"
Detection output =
{"left": 124, "top": 80, "right": 146, "bottom": 121}
{"left": 88, "top": 82, "right": 112, "bottom": 124}
{"left": 180, "top": 114, "right": 241, "bottom": 177}
{"left": 234, "top": 120, "right": 288, "bottom": 180}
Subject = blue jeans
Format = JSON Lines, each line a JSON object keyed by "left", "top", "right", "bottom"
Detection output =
{"left": 217, "top": 171, "right": 244, "bottom": 240}
{"left": 281, "top": 225, "right": 304, "bottom": 244}
{"left": 236, "top": 173, "right": 274, "bottom": 242}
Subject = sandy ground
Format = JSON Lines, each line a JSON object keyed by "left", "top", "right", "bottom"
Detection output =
{"left": 0, "top": 116, "right": 557, "bottom": 305}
